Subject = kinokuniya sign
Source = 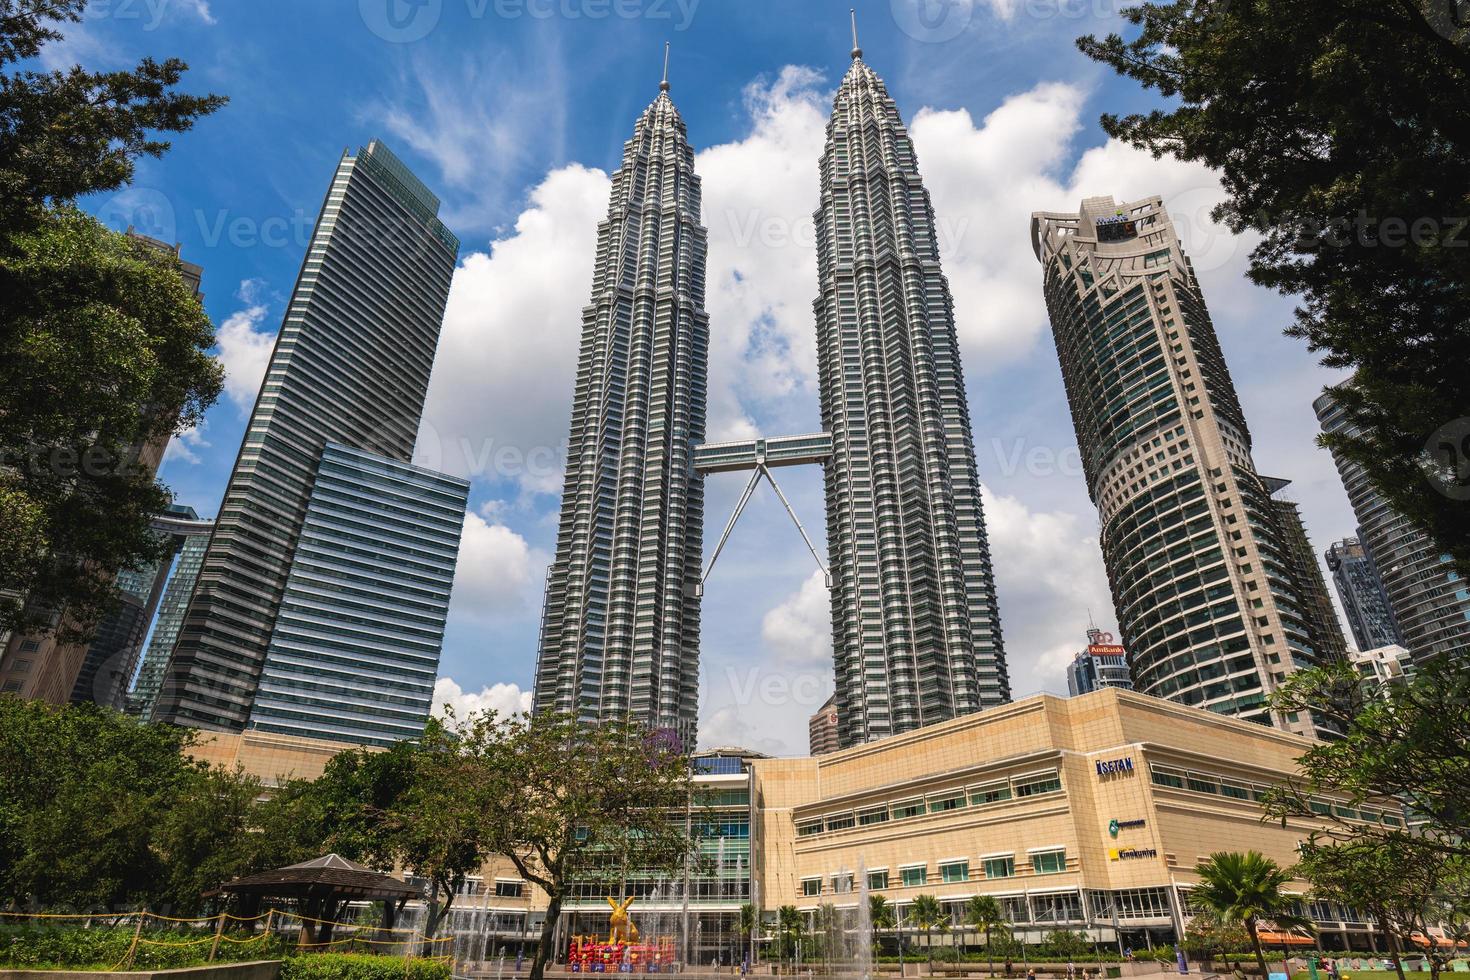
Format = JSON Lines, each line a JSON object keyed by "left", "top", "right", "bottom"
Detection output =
{"left": 1095, "top": 756, "right": 1135, "bottom": 777}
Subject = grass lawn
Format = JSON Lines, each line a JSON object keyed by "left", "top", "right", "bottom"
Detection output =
{"left": 1290, "top": 973, "right": 1422, "bottom": 980}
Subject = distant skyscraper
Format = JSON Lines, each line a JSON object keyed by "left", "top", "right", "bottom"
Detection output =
{"left": 1315, "top": 390, "right": 1470, "bottom": 663}
{"left": 1264, "top": 480, "right": 1349, "bottom": 663}
{"left": 816, "top": 39, "right": 1008, "bottom": 748}
{"left": 247, "top": 443, "right": 468, "bottom": 747}
{"left": 1325, "top": 538, "right": 1401, "bottom": 652}
{"left": 808, "top": 694, "right": 839, "bottom": 756}
{"left": 1032, "top": 196, "right": 1338, "bottom": 737}
{"left": 534, "top": 69, "right": 708, "bottom": 748}
{"left": 1066, "top": 627, "right": 1133, "bottom": 697}
{"left": 155, "top": 140, "right": 460, "bottom": 731}
{"left": 127, "top": 508, "right": 215, "bottom": 718}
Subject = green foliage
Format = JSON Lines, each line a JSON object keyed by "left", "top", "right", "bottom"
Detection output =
{"left": 0, "top": 0, "right": 224, "bottom": 640}
{"left": 0, "top": 924, "right": 289, "bottom": 971}
{"left": 279, "top": 952, "right": 450, "bottom": 980}
{"left": 0, "top": 697, "right": 261, "bottom": 912}
{"left": 0, "top": 0, "right": 227, "bottom": 236}
{"left": 869, "top": 894, "right": 895, "bottom": 931}
{"left": 1183, "top": 908, "right": 1251, "bottom": 959}
{"left": 1078, "top": 0, "right": 1470, "bottom": 576}
{"left": 1194, "top": 851, "right": 1313, "bottom": 976}
{"left": 1266, "top": 659, "right": 1469, "bottom": 860}
{"left": 1042, "top": 930, "right": 1090, "bottom": 959}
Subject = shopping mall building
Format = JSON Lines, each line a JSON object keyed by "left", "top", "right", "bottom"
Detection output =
{"left": 196, "top": 687, "right": 1405, "bottom": 962}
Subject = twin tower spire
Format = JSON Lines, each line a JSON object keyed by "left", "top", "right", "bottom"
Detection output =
{"left": 533, "top": 30, "right": 1011, "bottom": 751}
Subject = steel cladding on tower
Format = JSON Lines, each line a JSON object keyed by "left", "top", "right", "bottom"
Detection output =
{"left": 533, "top": 76, "right": 709, "bottom": 748}
{"left": 814, "top": 45, "right": 1010, "bottom": 748}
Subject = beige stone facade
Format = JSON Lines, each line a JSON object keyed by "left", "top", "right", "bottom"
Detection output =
{"left": 204, "top": 689, "right": 1401, "bottom": 954}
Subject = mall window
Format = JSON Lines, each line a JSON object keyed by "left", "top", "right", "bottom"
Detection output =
{"left": 1031, "top": 850, "right": 1067, "bottom": 875}
{"left": 867, "top": 870, "right": 889, "bottom": 891}
{"left": 831, "top": 873, "right": 854, "bottom": 893}
{"left": 494, "top": 880, "right": 524, "bottom": 898}
{"left": 802, "top": 878, "right": 822, "bottom": 897}
{"left": 901, "top": 865, "right": 927, "bottom": 888}
{"left": 971, "top": 781, "right": 1012, "bottom": 806}
{"left": 983, "top": 856, "right": 1015, "bottom": 880}
{"left": 858, "top": 807, "right": 889, "bottom": 827}
{"left": 891, "top": 799, "right": 925, "bottom": 820}
{"left": 797, "top": 820, "right": 823, "bottom": 837}
{"left": 940, "top": 861, "right": 969, "bottom": 884}
{"left": 929, "top": 793, "right": 965, "bottom": 814}
{"left": 826, "top": 813, "right": 855, "bottom": 832}
{"left": 1014, "top": 771, "right": 1063, "bottom": 797}
{"left": 1150, "top": 765, "right": 1186, "bottom": 789}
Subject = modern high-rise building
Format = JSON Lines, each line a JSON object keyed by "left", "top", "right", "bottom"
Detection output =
{"left": 808, "top": 694, "right": 839, "bottom": 756}
{"left": 1263, "top": 480, "right": 1349, "bottom": 663}
{"left": 1066, "top": 627, "right": 1134, "bottom": 696}
{"left": 1032, "top": 196, "right": 1339, "bottom": 737}
{"left": 154, "top": 140, "right": 460, "bottom": 731}
{"left": 1314, "top": 390, "right": 1470, "bottom": 664}
{"left": 126, "top": 507, "right": 215, "bottom": 718}
{"left": 247, "top": 443, "right": 468, "bottom": 747}
{"left": 1325, "top": 538, "right": 1401, "bottom": 652}
{"left": 533, "top": 70, "right": 709, "bottom": 748}
{"left": 815, "top": 40, "right": 1008, "bottom": 748}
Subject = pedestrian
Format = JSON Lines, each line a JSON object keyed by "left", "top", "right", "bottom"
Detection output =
{"left": 1028, "top": 969, "right": 1036, "bottom": 980}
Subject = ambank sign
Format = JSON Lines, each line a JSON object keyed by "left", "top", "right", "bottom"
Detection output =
{"left": 1095, "top": 756, "right": 1135, "bottom": 777}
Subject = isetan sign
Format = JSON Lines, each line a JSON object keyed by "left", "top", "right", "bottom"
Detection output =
{"left": 1095, "top": 757, "right": 1135, "bottom": 777}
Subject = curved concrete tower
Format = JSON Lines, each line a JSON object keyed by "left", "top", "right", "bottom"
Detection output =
{"left": 533, "top": 70, "right": 709, "bottom": 749}
{"left": 815, "top": 43, "right": 1010, "bottom": 748}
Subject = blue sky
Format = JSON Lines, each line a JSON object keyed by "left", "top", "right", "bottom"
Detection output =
{"left": 63, "top": 0, "right": 1357, "bottom": 755}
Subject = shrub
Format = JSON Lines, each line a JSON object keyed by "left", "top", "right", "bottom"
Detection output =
{"left": 0, "top": 924, "right": 289, "bottom": 971}
{"left": 281, "top": 952, "right": 451, "bottom": 980}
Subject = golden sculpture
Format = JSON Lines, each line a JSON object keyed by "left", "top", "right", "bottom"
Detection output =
{"left": 606, "top": 896, "right": 639, "bottom": 944}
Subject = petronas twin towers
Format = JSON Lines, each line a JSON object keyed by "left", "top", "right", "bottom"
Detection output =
{"left": 534, "top": 41, "right": 1009, "bottom": 750}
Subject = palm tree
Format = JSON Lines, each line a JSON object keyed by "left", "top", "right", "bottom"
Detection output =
{"left": 965, "top": 896, "right": 1006, "bottom": 977}
{"left": 778, "top": 904, "right": 804, "bottom": 969}
{"left": 909, "top": 894, "right": 948, "bottom": 974}
{"left": 738, "top": 903, "right": 758, "bottom": 966}
{"left": 1193, "top": 851, "right": 1313, "bottom": 978}
{"left": 870, "top": 894, "right": 896, "bottom": 958}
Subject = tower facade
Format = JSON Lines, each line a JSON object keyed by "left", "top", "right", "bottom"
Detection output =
{"left": 1032, "top": 196, "right": 1339, "bottom": 737}
{"left": 1325, "top": 537, "right": 1402, "bottom": 652}
{"left": 1315, "top": 390, "right": 1470, "bottom": 663}
{"left": 533, "top": 79, "right": 709, "bottom": 747}
{"left": 155, "top": 141, "right": 459, "bottom": 731}
{"left": 815, "top": 47, "right": 1009, "bottom": 748}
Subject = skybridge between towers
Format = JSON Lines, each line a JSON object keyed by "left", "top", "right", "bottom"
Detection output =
{"left": 691, "top": 432, "right": 833, "bottom": 598}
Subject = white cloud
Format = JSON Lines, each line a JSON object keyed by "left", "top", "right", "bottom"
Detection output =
{"left": 981, "top": 486, "right": 1115, "bottom": 697}
{"left": 449, "top": 508, "right": 547, "bottom": 618}
{"left": 697, "top": 67, "right": 831, "bottom": 439}
{"left": 760, "top": 570, "right": 831, "bottom": 665}
{"left": 180, "top": 0, "right": 216, "bottom": 24}
{"left": 908, "top": 82, "right": 1237, "bottom": 375}
{"left": 163, "top": 422, "right": 211, "bottom": 466}
{"left": 697, "top": 704, "right": 797, "bottom": 758}
{"left": 431, "top": 677, "right": 531, "bottom": 721}
{"left": 213, "top": 302, "right": 274, "bottom": 413}
{"left": 417, "top": 164, "right": 609, "bottom": 493}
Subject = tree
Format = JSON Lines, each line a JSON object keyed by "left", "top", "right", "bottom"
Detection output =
{"left": 1, "top": 0, "right": 225, "bottom": 642}
{"left": 870, "top": 894, "right": 896, "bottom": 958}
{"left": 737, "top": 902, "right": 758, "bottom": 964}
{"left": 1078, "top": 0, "right": 1470, "bottom": 576}
{"left": 778, "top": 905, "right": 804, "bottom": 967}
{"left": 1182, "top": 909, "right": 1249, "bottom": 966}
{"left": 1265, "top": 660, "right": 1470, "bottom": 860}
{"left": 1044, "top": 930, "right": 1089, "bottom": 961}
{"left": 0, "top": 0, "right": 227, "bottom": 236}
{"left": 909, "top": 894, "right": 948, "bottom": 972}
{"left": 1192, "top": 852, "right": 1312, "bottom": 977}
{"left": 1296, "top": 838, "right": 1470, "bottom": 980}
{"left": 458, "top": 711, "right": 696, "bottom": 980}
{"left": 0, "top": 698, "right": 258, "bottom": 911}
{"left": 964, "top": 895, "right": 1005, "bottom": 975}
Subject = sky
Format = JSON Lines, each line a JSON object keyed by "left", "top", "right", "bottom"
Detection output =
{"left": 60, "top": 0, "right": 1359, "bottom": 756}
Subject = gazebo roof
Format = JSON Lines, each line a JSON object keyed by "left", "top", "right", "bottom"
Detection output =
{"left": 209, "top": 853, "right": 423, "bottom": 901}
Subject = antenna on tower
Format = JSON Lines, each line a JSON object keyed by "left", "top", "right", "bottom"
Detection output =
{"left": 849, "top": 8, "right": 862, "bottom": 59}
{"left": 660, "top": 41, "right": 670, "bottom": 92}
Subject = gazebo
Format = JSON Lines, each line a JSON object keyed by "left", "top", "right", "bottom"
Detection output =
{"left": 210, "top": 854, "right": 423, "bottom": 944}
